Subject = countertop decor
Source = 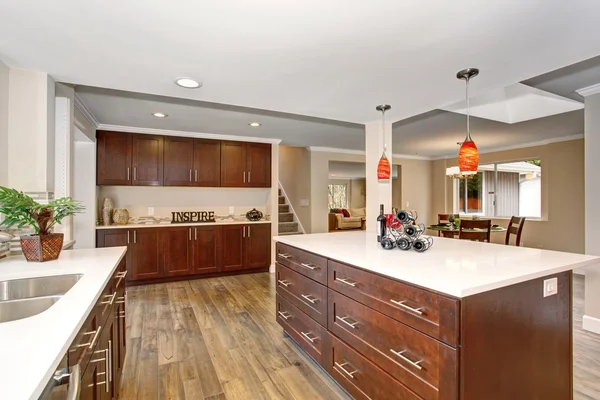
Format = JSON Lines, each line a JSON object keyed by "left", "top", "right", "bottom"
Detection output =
{"left": 0, "top": 187, "right": 84, "bottom": 262}
{"left": 245, "top": 208, "right": 263, "bottom": 221}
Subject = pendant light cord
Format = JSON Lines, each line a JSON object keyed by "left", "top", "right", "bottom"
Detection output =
{"left": 381, "top": 107, "right": 387, "bottom": 152}
{"left": 466, "top": 76, "right": 471, "bottom": 141}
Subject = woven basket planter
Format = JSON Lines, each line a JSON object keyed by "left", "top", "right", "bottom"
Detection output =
{"left": 20, "top": 233, "right": 64, "bottom": 262}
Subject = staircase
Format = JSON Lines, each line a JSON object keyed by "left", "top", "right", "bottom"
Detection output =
{"left": 278, "top": 187, "right": 304, "bottom": 236}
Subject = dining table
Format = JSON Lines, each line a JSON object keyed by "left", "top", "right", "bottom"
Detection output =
{"left": 427, "top": 223, "right": 506, "bottom": 237}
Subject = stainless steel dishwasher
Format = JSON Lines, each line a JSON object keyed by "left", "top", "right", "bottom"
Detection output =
{"left": 38, "top": 354, "right": 81, "bottom": 400}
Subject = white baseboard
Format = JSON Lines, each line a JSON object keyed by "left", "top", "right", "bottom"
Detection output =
{"left": 269, "top": 263, "right": 275, "bottom": 273}
{"left": 582, "top": 315, "right": 600, "bottom": 334}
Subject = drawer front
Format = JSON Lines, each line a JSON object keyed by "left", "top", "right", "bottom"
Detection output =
{"left": 328, "top": 260, "right": 459, "bottom": 347}
{"left": 324, "top": 333, "right": 421, "bottom": 400}
{"left": 276, "top": 294, "right": 325, "bottom": 365}
{"left": 276, "top": 243, "right": 327, "bottom": 284}
{"left": 329, "top": 290, "right": 458, "bottom": 400}
{"left": 276, "top": 263, "right": 327, "bottom": 326}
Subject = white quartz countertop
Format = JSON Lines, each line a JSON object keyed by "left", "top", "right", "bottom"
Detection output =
{"left": 96, "top": 219, "right": 271, "bottom": 229}
{"left": 274, "top": 231, "right": 600, "bottom": 298}
{"left": 0, "top": 247, "right": 127, "bottom": 400}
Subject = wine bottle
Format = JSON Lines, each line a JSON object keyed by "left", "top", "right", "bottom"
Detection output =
{"left": 377, "top": 204, "right": 386, "bottom": 243}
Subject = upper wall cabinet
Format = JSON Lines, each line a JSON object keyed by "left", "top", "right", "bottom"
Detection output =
{"left": 97, "top": 131, "right": 164, "bottom": 186}
{"left": 221, "top": 141, "right": 271, "bottom": 188}
{"left": 97, "top": 131, "right": 269, "bottom": 188}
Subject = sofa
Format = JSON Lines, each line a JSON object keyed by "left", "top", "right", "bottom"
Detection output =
{"left": 329, "top": 208, "right": 366, "bottom": 230}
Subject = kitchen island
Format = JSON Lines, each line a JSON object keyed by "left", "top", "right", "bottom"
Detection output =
{"left": 274, "top": 231, "right": 599, "bottom": 400}
{"left": 0, "top": 247, "right": 127, "bottom": 400}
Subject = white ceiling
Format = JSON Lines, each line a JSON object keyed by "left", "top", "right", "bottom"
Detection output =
{"left": 2, "top": 1, "right": 600, "bottom": 123}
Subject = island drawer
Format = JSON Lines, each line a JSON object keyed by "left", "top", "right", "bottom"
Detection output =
{"left": 328, "top": 289, "right": 458, "bottom": 400}
{"left": 276, "top": 263, "right": 327, "bottom": 326}
{"left": 68, "top": 307, "right": 101, "bottom": 370}
{"left": 276, "top": 294, "right": 325, "bottom": 365}
{"left": 276, "top": 243, "right": 327, "bottom": 285}
{"left": 328, "top": 260, "right": 460, "bottom": 347}
{"left": 324, "top": 333, "right": 421, "bottom": 400}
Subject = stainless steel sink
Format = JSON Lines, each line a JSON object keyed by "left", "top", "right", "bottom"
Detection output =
{"left": 0, "top": 295, "right": 62, "bottom": 323}
{"left": 0, "top": 274, "right": 83, "bottom": 301}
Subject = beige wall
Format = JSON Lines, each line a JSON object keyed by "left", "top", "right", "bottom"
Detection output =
{"left": 0, "top": 61, "right": 8, "bottom": 187}
{"left": 278, "top": 146, "right": 311, "bottom": 232}
{"left": 392, "top": 157, "right": 433, "bottom": 226}
{"left": 350, "top": 179, "right": 366, "bottom": 209}
{"left": 432, "top": 139, "right": 584, "bottom": 253}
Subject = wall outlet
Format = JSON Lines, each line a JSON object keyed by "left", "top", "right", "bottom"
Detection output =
{"left": 543, "top": 277, "right": 558, "bottom": 297}
{"left": 147, "top": 207, "right": 154, "bottom": 216}
{"left": 229, "top": 206, "right": 235, "bottom": 215}
{"left": 406, "top": 201, "right": 410, "bottom": 208}
{"left": 300, "top": 199, "right": 309, "bottom": 207}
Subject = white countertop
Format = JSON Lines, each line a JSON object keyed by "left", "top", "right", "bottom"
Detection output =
{"left": 274, "top": 231, "right": 600, "bottom": 298}
{"left": 0, "top": 247, "right": 127, "bottom": 400}
{"left": 96, "top": 219, "right": 271, "bottom": 229}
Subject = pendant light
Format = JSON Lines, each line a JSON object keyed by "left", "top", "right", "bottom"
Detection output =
{"left": 376, "top": 104, "right": 391, "bottom": 181}
{"left": 456, "top": 68, "right": 480, "bottom": 176}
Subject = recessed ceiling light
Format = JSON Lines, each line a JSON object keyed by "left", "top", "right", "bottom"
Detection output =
{"left": 249, "top": 122, "right": 261, "bottom": 127}
{"left": 175, "top": 77, "right": 201, "bottom": 89}
{"left": 152, "top": 112, "right": 168, "bottom": 118}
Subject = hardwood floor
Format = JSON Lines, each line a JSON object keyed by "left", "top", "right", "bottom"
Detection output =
{"left": 120, "top": 272, "right": 599, "bottom": 400}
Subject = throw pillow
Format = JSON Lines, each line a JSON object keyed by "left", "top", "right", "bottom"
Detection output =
{"left": 341, "top": 209, "right": 350, "bottom": 218}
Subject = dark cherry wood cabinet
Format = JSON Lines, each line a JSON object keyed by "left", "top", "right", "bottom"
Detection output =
{"left": 131, "top": 134, "right": 163, "bottom": 186}
{"left": 194, "top": 139, "right": 221, "bottom": 186}
{"left": 221, "top": 224, "right": 245, "bottom": 271}
{"left": 246, "top": 143, "right": 271, "bottom": 187}
{"left": 193, "top": 226, "right": 220, "bottom": 274}
{"left": 161, "top": 226, "right": 193, "bottom": 277}
{"left": 130, "top": 228, "right": 162, "bottom": 281}
{"left": 221, "top": 141, "right": 246, "bottom": 187}
{"left": 164, "top": 136, "right": 195, "bottom": 186}
{"left": 246, "top": 223, "right": 272, "bottom": 268}
{"left": 97, "top": 130, "right": 132, "bottom": 185}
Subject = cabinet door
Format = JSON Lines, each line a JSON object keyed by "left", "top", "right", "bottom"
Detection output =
{"left": 81, "top": 357, "right": 103, "bottom": 400}
{"left": 132, "top": 134, "right": 164, "bottom": 186}
{"left": 220, "top": 141, "right": 246, "bottom": 187}
{"left": 246, "top": 143, "right": 271, "bottom": 188}
{"left": 193, "top": 226, "right": 220, "bottom": 274}
{"left": 164, "top": 137, "right": 195, "bottom": 186}
{"left": 245, "top": 223, "right": 271, "bottom": 269}
{"left": 96, "top": 229, "right": 129, "bottom": 248}
{"left": 161, "top": 227, "right": 193, "bottom": 277}
{"left": 194, "top": 139, "right": 221, "bottom": 187}
{"left": 221, "top": 225, "right": 245, "bottom": 271}
{"left": 130, "top": 229, "right": 162, "bottom": 280}
{"left": 101, "top": 317, "right": 115, "bottom": 400}
{"left": 96, "top": 131, "right": 132, "bottom": 185}
{"left": 115, "top": 301, "right": 126, "bottom": 390}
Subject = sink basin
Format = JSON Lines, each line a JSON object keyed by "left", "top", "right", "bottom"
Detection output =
{"left": 0, "top": 295, "right": 62, "bottom": 323}
{"left": 0, "top": 274, "right": 83, "bottom": 301}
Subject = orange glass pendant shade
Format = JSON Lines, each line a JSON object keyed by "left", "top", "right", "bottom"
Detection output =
{"left": 377, "top": 151, "right": 391, "bottom": 181}
{"left": 458, "top": 139, "right": 479, "bottom": 175}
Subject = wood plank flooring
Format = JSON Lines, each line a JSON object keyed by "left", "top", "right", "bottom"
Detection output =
{"left": 120, "top": 272, "right": 600, "bottom": 400}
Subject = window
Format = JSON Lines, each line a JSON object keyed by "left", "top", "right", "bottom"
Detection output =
{"left": 328, "top": 184, "right": 348, "bottom": 209}
{"left": 454, "top": 159, "right": 541, "bottom": 218}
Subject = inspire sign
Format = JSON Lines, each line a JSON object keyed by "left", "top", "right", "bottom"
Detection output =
{"left": 171, "top": 211, "right": 216, "bottom": 223}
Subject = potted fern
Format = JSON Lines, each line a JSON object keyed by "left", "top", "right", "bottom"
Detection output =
{"left": 0, "top": 186, "right": 84, "bottom": 262}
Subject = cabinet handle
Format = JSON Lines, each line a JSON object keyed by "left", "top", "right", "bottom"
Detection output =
{"left": 189, "top": 228, "right": 192, "bottom": 241}
{"left": 108, "top": 340, "right": 113, "bottom": 383}
{"left": 243, "top": 226, "right": 246, "bottom": 238}
{"left": 248, "top": 171, "right": 251, "bottom": 183}
{"left": 301, "top": 294, "right": 318, "bottom": 304}
{"left": 100, "top": 292, "right": 117, "bottom": 305}
{"left": 134, "top": 167, "right": 137, "bottom": 181}
{"left": 247, "top": 226, "right": 251, "bottom": 237}
{"left": 337, "top": 315, "right": 359, "bottom": 329}
{"left": 334, "top": 362, "right": 358, "bottom": 379}
{"left": 127, "top": 167, "right": 130, "bottom": 181}
{"left": 77, "top": 326, "right": 102, "bottom": 349}
{"left": 301, "top": 331, "right": 316, "bottom": 343}
{"left": 335, "top": 277, "right": 357, "bottom": 287}
{"left": 118, "top": 310, "right": 126, "bottom": 319}
{"left": 277, "top": 311, "right": 291, "bottom": 320}
{"left": 134, "top": 230, "right": 137, "bottom": 244}
{"left": 277, "top": 279, "right": 291, "bottom": 287}
{"left": 389, "top": 349, "right": 423, "bottom": 370}
{"left": 195, "top": 228, "right": 197, "bottom": 240}
{"left": 390, "top": 299, "right": 423, "bottom": 315}
{"left": 243, "top": 171, "right": 246, "bottom": 183}
{"left": 277, "top": 253, "right": 292, "bottom": 259}
{"left": 300, "top": 262, "right": 317, "bottom": 270}
{"left": 189, "top": 169, "right": 192, "bottom": 182}
{"left": 195, "top": 170, "right": 198, "bottom": 182}
{"left": 127, "top": 231, "right": 130, "bottom": 244}
{"left": 115, "top": 296, "right": 126, "bottom": 304}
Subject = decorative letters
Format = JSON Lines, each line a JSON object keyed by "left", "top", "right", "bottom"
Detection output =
{"left": 171, "top": 211, "right": 216, "bottom": 223}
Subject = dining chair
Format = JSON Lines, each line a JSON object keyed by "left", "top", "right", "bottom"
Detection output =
{"left": 505, "top": 216, "right": 526, "bottom": 246}
{"left": 438, "top": 213, "right": 459, "bottom": 238}
{"left": 459, "top": 219, "right": 491, "bottom": 242}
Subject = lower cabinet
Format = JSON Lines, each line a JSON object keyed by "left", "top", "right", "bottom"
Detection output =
{"left": 70, "top": 259, "right": 126, "bottom": 400}
{"left": 97, "top": 223, "right": 271, "bottom": 285}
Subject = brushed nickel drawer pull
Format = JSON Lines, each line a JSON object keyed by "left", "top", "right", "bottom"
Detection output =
{"left": 101, "top": 292, "right": 117, "bottom": 306}
{"left": 114, "top": 296, "right": 126, "bottom": 304}
{"left": 337, "top": 316, "right": 359, "bottom": 329}
{"left": 277, "top": 279, "right": 291, "bottom": 287}
{"left": 195, "top": 170, "right": 198, "bottom": 182}
{"left": 390, "top": 299, "right": 423, "bottom": 315}
{"left": 301, "top": 331, "right": 316, "bottom": 343}
{"left": 334, "top": 362, "right": 358, "bottom": 379}
{"left": 116, "top": 271, "right": 127, "bottom": 279}
{"left": 77, "top": 326, "right": 102, "bottom": 349}
{"left": 390, "top": 349, "right": 423, "bottom": 370}
{"left": 278, "top": 253, "right": 292, "bottom": 259}
{"left": 336, "top": 277, "right": 357, "bottom": 287}
{"left": 127, "top": 167, "right": 130, "bottom": 181}
{"left": 300, "top": 262, "right": 317, "bottom": 270}
{"left": 278, "top": 311, "right": 291, "bottom": 320}
{"left": 301, "top": 294, "right": 318, "bottom": 304}
{"left": 189, "top": 169, "right": 192, "bottom": 182}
